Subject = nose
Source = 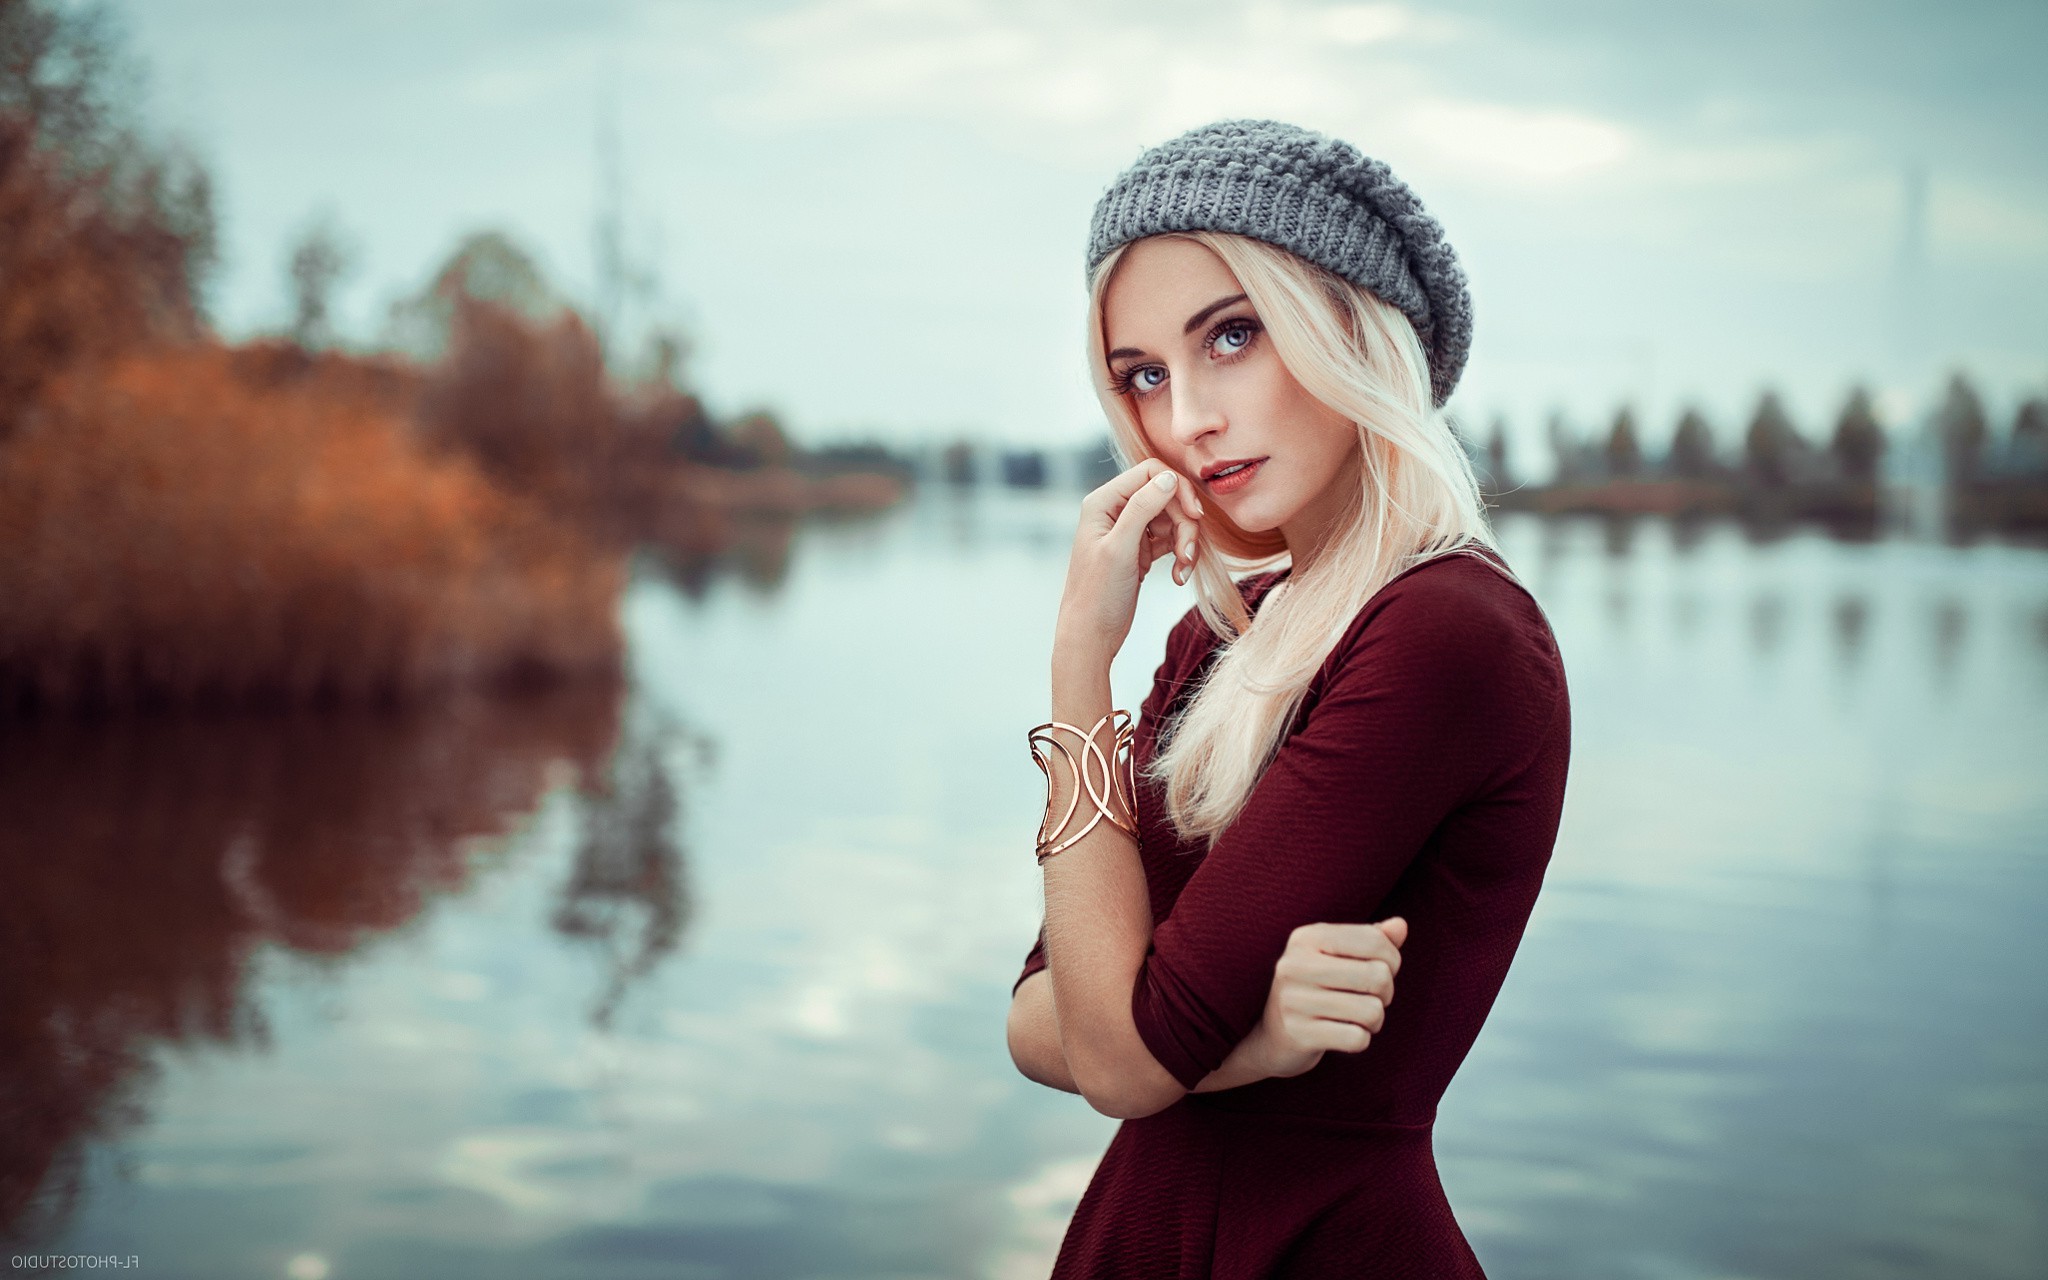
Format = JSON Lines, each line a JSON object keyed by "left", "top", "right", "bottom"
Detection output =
{"left": 1167, "top": 370, "right": 1226, "bottom": 449}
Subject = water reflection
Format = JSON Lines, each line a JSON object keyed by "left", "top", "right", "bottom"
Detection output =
{"left": 2, "top": 497, "right": 2044, "bottom": 1279}
{"left": 1600, "top": 515, "right": 1636, "bottom": 559}
{"left": 1831, "top": 595, "right": 1871, "bottom": 669}
{"left": 1932, "top": 597, "right": 1968, "bottom": 685}
{"left": 552, "top": 707, "right": 710, "bottom": 1030}
{"left": 1749, "top": 591, "right": 1788, "bottom": 657}
{"left": 1670, "top": 589, "right": 1704, "bottom": 643}
{"left": 642, "top": 518, "right": 805, "bottom": 601}
{"left": 0, "top": 683, "right": 650, "bottom": 1242}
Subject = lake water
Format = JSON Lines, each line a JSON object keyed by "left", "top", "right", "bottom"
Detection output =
{"left": 4, "top": 487, "right": 2045, "bottom": 1280}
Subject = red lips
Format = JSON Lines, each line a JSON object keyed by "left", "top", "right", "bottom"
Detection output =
{"left": 1203, "top": 458, "right": 1265, "bottom": 493}
{"left": 1198, "top": 456, "right": 1265, "bottom": 481}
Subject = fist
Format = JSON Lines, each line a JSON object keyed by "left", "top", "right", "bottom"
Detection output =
{"left": 1250, "top": 917, "right": 1408, "bottom": 1079}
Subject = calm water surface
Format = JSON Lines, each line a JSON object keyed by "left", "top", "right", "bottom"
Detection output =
{"left": 4, "top": 489, "right": 2045, "bottom": 1279}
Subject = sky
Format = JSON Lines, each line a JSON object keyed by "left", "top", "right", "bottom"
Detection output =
{"left": 115, "top": 0, "right": 2048, "bottom": 466}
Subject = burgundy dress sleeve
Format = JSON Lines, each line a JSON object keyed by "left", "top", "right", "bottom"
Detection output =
{"left": 1129, "top": 556, "right": 1564, "bottom": 1090}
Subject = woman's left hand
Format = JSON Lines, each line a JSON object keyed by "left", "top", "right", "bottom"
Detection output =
{"left": 1056, "top": 460, "right": 1204, "bottom": 664}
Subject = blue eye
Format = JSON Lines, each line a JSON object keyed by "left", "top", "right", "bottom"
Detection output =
{"left": 1213, "top": 319, "right": 1257, "bottom": 354}
{"left": 1108, "top": 317, "right": 1260, "bottom": 398}
{"left": 1111, "top": 364, "right": 1166, "bottom": 397}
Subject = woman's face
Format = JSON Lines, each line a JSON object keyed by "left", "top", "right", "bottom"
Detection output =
{"left": 1101, "top": 236, "right": 1359, "bottom": 562}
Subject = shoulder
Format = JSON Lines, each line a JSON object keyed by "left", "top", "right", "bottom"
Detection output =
{"left": 1335, "top": 548, "right": 1563, "bottom": 694}
{"left": 1376, "top": 547, "right": 1545, "bottom": 630}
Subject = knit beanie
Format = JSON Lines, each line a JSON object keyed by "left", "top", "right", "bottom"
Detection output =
{"left": 1087, "top": 119, "right": 1473, "bottom": 409}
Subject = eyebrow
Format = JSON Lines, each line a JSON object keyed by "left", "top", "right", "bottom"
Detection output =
{"left": 1106, "top": 292, "right": 1250, "bottom": 361}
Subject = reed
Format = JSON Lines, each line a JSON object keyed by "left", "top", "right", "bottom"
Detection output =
{"left": 0, "top": 342, "right": 625, "bottom": 711}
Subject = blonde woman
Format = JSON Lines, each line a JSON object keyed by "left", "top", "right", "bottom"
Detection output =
{"left": 1007, "top": 121, "right": 1571, "bottom": 1277}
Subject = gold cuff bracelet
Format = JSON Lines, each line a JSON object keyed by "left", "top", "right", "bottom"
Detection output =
{"left": 1028, "top": 710, "right": 1137, "bottom": 864}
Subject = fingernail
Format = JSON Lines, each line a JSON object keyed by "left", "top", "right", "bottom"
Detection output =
{"left": 1152, "top": 471, "right": 1177, "bottom": 489}
{"left": 1181, "top": 538, "right": 1194, "bottom": 559}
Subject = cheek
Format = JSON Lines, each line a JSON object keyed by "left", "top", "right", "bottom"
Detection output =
{"left": 1133, "top": 401, "right": 1170, "bottom": 454}
{"left": 1254, "top": 363, "right": 1337, "bottom": 448}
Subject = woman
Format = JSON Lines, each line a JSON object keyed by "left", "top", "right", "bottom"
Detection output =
{"left": 1005, "top": 120, "right": 1571, "bottom": 1277}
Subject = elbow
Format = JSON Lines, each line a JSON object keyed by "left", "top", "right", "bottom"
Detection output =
{"left": 1070, "top": 1055, "right": 1186, "bottom": 1121}
{"left": 1005, "top": 1018, "right": 1054, "bottom": 1089}
{"left": 1008, "top": 1037, "right": 1069, "bottom": 1093}
{"left": 1088, "top": 1088, "right": 1180, "bottom": 1121}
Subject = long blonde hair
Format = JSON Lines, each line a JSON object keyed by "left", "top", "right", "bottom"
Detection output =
{"left": 1085, "top": 230, "right": 1498, "bottom": 850}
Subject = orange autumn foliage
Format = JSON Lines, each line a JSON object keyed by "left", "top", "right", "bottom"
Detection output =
{"left": 417, "top": 293, "right": 680, "bottom": 541}
{"left": 0, "top": 342, "right": 625, "bottom": 710}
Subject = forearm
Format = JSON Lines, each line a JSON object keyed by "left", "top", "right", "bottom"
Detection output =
{"left": 1038, "top": 641, "right": 1183, "bottom": 1119}
{"left": 1006, "top": 969, "right": 1079, "bottom": 1093}
{"left": 1014, "top": 957, "right": 1279, "bottom": 1097}
{"left": 1190, "top": 1033, "right": 1281, "bottom": 1092}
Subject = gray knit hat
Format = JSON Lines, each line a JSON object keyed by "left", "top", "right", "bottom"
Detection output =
{"left": 1087, "top": 119, "right": 1473, "bottom": 408}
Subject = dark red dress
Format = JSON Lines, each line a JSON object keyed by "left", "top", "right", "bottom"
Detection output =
{"left": 1014, "top": 545, "right": 1571, "bottom": 1278}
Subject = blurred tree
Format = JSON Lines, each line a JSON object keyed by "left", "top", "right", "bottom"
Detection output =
{"left": 1936, "top": 371, "right": 1989, "bottom": 488}
{"left": 1484, "top": 416, "right": 1511, "bottom": 491}
{"left": 942, "top": 439, "right": 976, "bottom": 486}
{"left": 1829, "top": 386, "right": 1885, "bottom": 483}
{"left": 0, "top": 0, "right": 216, "bottom": 436}
{"left": 1605, "top": 406, "right": 1641, "bottom": 477}
{"left": 404, "top": 228, "right": 665, "bottom": 541}
{"left": 2011, "top": 397, "right": 2048, "bottom": 475}
{"left": 416, "top": 290, "right": 610, "bottom": 514}
{"left": 642, "top": 326, "right": 693, "bottom": 392}
{"left": 285, "top": 214, "right": 351, "bottom": 349}
{"left": 666, "top": 399, "right": 724, "bottom": 465}
{"left": 1744, "top": 391, "right": 1803, "bottom": 489}
{"left": 1545, "top": 411, "right": 1582, "bottom": 482}
{"left": 726, "top": 410, "right": 792, "bottom": 471}
{"left": 1668, "top": 407, "right": 1718, "bottom": 479}
{"left": 385, "top": 229, "right": 562, "bottom": 362}
{"left": 621, "top": 322, "right": 719, "bottom": 465}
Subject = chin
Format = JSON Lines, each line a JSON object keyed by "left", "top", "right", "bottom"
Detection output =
{"left": 1218, "top": 493, "right": 1290, "bottom": 534}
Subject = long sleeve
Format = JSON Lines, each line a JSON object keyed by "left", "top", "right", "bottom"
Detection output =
{"left": 1129, "top": 557, "right": 1563, "bottom": 1091}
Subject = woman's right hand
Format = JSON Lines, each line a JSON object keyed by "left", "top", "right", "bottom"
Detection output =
{"left": 1055, "top": 460, "right": 1205, "bottom": 666}
{"left": 1246, "top": 917, "right": 1408, "bottom": 1079}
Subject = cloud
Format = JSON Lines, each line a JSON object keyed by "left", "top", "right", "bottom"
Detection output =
{"left": 718, "top": 0, "right": 1651, "bottom": 195}
{"left": 720, "top": 0, "right": 1496, "bottom": 168}
{"left": 1398, "top": 98, "right": 1633, "bottom": 181}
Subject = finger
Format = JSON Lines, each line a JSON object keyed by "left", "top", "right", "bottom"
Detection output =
{"left": 1088, "top": 461, "right": 1180, "bottom": 535}
{"left": 1106, "top": 469, "right": 1190, "bottom": 562}
{"left": 1145, "top": 511, "right": 1175, "bottom": 556}
{"left": 1283, "top": 1011, "right": 1373, "bottom": 1054}
{"left": 1288, "top": 987, "right": 1387, "bottom": 1032}
{"left": 1163, "top": 491, "right": 1202, "bottom": 552}
{"left": 1094, "top": 462, "right": 1203, "bottom": 563}
{"left": 1302, "top": 921, "right": 1402, "bottom": 972}
{"left": 1376, "top": 916, "right": 1409, "bottom": 950}
{"left": 1144, "top": 511, "right": 1200, "bottom": 584}
{"left": 1294, "top": 952, "right": 1393, "bottom": 997}
{"left": 1171, "top": 514, "right": 1200, "bottom": 578}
